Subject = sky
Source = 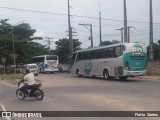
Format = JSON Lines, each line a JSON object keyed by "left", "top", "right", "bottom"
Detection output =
{"left": 0, "top": 0, "right": 160, "bottom": 49}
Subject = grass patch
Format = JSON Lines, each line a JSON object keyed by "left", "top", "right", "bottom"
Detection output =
{"left": 0, "top": 73, "right": 24, "bottom": 85}
{"left": 0, "top": 73, "right": 24, "bottom": 80}
{"left": 0, "top": 73, "right": 42, "bottom": 85}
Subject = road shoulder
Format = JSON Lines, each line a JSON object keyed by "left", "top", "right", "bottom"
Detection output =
{"left": 0, "top": 79, "right": 16, "bottom": 88}
{"left": 130, "top": 75, "right": 160, "bottom": 80}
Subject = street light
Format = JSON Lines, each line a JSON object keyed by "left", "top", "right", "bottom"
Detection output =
{"left": 127, "top": 26, "right": 135, "bottom": 43}
{"left": 116, "top": 28, "right": 124, "bottom": 43}
{"left": 79, "top": 23, "right": 93, "bottom": 47}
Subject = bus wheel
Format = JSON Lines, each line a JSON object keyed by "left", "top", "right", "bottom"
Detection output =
{"left": 103, "top": 69, "right": 110, "bottom": 79}
{"left": 76, "top": 69, "right": 81, "bottom": 77}
{"left": 92, "top": 75, "right": 96, "bottom": 78}
{"left": 119, "top": 77, "right": 128, "bottom": 80}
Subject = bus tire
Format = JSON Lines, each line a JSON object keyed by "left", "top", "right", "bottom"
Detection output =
{"left": 92, "top": 75, "right": 96, "bottom": 78}
{"left": 119, "top": 77, "right": 128, "bottom": 80}
{"left": 76, "top": 69, "right": 81, "bottom": 77}
{"left": 103, "top": 69, "right": 110, "bottom": 80}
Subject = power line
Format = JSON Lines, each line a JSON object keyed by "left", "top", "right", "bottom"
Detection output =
{"left": 0, "top": 7, "right": 67, "bottom": 16}
{"left": 100, "top": 0, "right": 140, "bottom": 12}
{"left": 128, "top": 5, "right": 160, "bottom": 21}
{"left": 1, "top": 6, "right": 160, "bottom": 24}
{"left": 0, "top": 14, "right": 68, "bottom": 22}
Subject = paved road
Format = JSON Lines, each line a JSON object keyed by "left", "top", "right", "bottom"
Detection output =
{"left": 0, "top": 73, "right": 160, "bottom": 120}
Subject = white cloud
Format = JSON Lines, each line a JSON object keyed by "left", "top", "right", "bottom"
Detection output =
{"left": 34, "top": 31, "right": 45, "bottom": 37}
{"left": 0, "top": 0, "right": 159, "bottom": 48}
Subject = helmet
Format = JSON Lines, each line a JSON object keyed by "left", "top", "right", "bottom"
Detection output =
{"left": 25, "top": 69, "right": 30, "bottom": 74}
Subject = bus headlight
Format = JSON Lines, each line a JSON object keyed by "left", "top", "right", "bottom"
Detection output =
{"left": 125, "top": 61, "right": 130, "bottom": 71}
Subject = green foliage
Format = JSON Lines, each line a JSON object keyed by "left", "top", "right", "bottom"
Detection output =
{"left": 145, "top": 41, "right": 160, "bottom": 60}
{"left": 99, "top": 40, "right": 120, "bottom": 46}
{"left": 55, "top": 38, "right": 82, "bottom": 63}
{"left": 13, "top": 23, "right": 36, "bottom": 39}
{"left": 0, "top": 73, "right": 23, "bottom": 80}
{"left": 0, "top": 19, "right": 48, "bottom": 65}
{"left": 0, "top": 19, "right": 81, "bottom": 65}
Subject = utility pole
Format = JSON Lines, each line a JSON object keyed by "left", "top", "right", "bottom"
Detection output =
{"left": 10, "top": 21, "right": 24, "bottom": 79}
{"left": 79, "top": 23, "right": 93, "bottom": 47}
{"left": 99, "top": 3, "right": 102, "bottom": 45}
{"left": 116, "top": 28, "right": 124, "bottom": 43}
{"left": 68, "top": 0, "right": 73, "bottom": 56}
{"left": 124, "top": 0, "right": 128, "bottom": 43}
{"left": 127, "top": 26, "right": 135, "bottom": 43}
{"left": 12, "top": 26, "right": 16, "bottom": 76}
{"left": 67, "top": 28, "right": 77, "bottom": 37}
{"left": 90, "top": 24, "right": 93, "bottom": 47}
{"left": 45, "top": 37, "right": 53, "bottom": 54}
{"left": 149, "top": 0, "right": 154, "bottom": 60}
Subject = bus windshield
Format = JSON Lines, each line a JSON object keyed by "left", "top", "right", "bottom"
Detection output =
{"left": 32, "top": 57, "right": 44, "bottom": 63}
{"left": 46, "top": 56, "right": 57, "bottom": 60}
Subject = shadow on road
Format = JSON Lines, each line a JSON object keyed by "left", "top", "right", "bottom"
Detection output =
{"left": 72, "top": 76, "right": 145, "bottom": 83}
{"left": 14, "top": 98, "right": 43, "bottom": 102}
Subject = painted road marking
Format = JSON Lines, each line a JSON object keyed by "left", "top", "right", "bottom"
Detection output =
{"left": 0, "top": 102, "right": 11, "bottom": 120}
{"left": 80, "top": 94, "right": 145, "bottom": 111}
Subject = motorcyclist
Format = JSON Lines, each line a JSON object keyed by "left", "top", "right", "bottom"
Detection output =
{"left": 20, "top": 69, "right": 36, "bottom": 95}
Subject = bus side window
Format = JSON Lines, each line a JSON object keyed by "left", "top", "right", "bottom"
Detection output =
{"left": 95, "top": 49, "right": 103, "bottom": 59}
{"left": 83, "top": 52, "right": 89, "bottom": 60}
{"left": 115, "top": 46, "right": 125, "bottom": 57}
{"left": 121, "top": 46, "right": 125, "bottom": 52}
{"left": 89, "top": 51, "right": 95, "bottom": 59}
{"left": 115, "top": 46, "right": 121, "bottom": 57}
{"left": 109, "top": 48, "right": 114, "bottom": 58}
{"left": 103, "top": 48, "right": 114, "bottom": 58}
{"left": 76, "top": 52, "right": 83, "bottom": 62}
{"left": 103, "top": 49, "right": 108, "bottom": 58}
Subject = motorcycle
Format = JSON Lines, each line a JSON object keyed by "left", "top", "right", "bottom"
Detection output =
{"left": 16, "top": 79, "right": 44, "bottom": 100}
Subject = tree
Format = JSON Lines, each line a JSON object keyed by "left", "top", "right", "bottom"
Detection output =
{"left": 153, "top": 42, "right": 160, "bottom": 60}
{"left": 99, "top": 40, "right": 120, "bottom": 46}
{"left": 0, "top": 19, "right": 47, "bottom": 66}
{"left": 55, "top": 38, "right": 82, "bottom": 63}
{"left": 0, "top": 19, "right": 13, "bottom": 64}
{"left": 158, "top": 40, "right": 160, "bottom": 45}
{"left": 147, "top": 41, "right": 160, "bottom": 60}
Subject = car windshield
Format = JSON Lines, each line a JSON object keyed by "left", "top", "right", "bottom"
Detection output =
{"left": 28, "top": 65, "right": 37, "bottom": 69}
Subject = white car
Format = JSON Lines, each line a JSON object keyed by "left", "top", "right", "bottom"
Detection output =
{"left": 22, "top": 64, "right": 39, "bottom": 76}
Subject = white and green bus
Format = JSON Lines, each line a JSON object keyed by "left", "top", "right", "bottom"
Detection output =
{"left": 70, "top": 42, "right": 147, "bottom": 80}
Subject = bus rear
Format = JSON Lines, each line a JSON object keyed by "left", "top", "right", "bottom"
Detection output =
{"left": 45, "top": 55, "right": 59, "bottom": 72}
{"left": 123, "top": 43, "right": 147, "bottom": 77}
{"left": 32, "top": 55, "right": 59, "bottom": 73}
